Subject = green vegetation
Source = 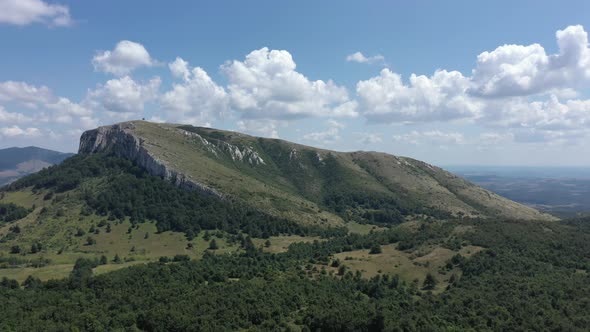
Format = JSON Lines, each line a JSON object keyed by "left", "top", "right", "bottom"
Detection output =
{"left": 0, "top": 122, "right": 586, "bottom": 330}
{"left": 9, "top": 153, "right": 346, "bottom": 238}
{"left": 132, "top": 121, "right": 553, "bottom": 224}
{"left": 0, "top": 203, "right": 30, "bottom": 223}
{"left": 0, "top": 218, "right": 588, "bottom": 330}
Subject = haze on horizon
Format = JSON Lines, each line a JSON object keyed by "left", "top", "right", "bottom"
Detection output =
{"left": 1, "top": 0, "right": 590, "bottom": 167}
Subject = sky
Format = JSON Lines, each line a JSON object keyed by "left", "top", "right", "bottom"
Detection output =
{"left": 1, "top": 0, "right": 590, "bottom": 166}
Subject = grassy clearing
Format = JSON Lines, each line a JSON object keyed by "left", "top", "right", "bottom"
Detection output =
{"left": 331, "top": 244, "right": 484, "bottom": 293}
{"left": 0, "top": 187, "right": 240, "bottom": 283}
{"left": 345, "top": 221, "right": 387, "bottom": 235}
{"left": 252, "top": 235, "right": 321, "bottom": 253}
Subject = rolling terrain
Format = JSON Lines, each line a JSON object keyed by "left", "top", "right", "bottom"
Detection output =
{"left": 1, "top": 121, "right": 587, "bottom": 330}
{"left": 449, "top": 165, "right": 590, "bottom": 217}
{"left": 0, "top": 147, "right": 73, "bottom": 186}
{"left": 79, "top": 121, "right": 553, "bottom": 223}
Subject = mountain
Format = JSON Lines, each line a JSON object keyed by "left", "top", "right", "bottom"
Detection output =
{"left": 79, "top": 121, "right": 553, "bottom": 224}
{"left": 0, "top": 121, "right": 588, "bottom": 331}
{"left": 0, "top": 147, "right": 74, "bottom": 186}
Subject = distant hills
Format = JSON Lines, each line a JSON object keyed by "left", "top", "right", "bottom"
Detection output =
{"left": 0, "top": 147, "right": 74, "bottom": 186}
{"left": 448, "top": 165, "right": 590, "bottom": 217}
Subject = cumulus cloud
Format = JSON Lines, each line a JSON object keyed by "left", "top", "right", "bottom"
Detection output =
{"left": 159, "top": 57, "right": 228, "bottom": 126}
{"left": 303, "top": 120, "right": 345, "bottom": 145}
{"left": 0, "top": 125, "right": 41, "bottom": 137}
{"left": 357, "top": 69, "right": 479, "bottom": 123}
{"left": 92, "top": 41, "right": 156, "bottom": 76}
{"left": 0, "top": 106, "right": 32, "bottom": 123}
{"left": 237, "top": 119, "right": 280, "bottom": 139}
{"left": 85, "top": 76, "right": 161, "bottom": 117}
{"left": 356, "top": 25, "right": 590, "bottom": 144}
{"left": 393, "top": 130, "right": 465, "bottom": 146}
{"left": 346, "top": 52, "right": 385, "bottom": 65}
{"left": 223, "top": 47, "right": 358, "bottom": 120}
{"left": 0, "top": 80, "right": 96, "bottom": 129}
{"left": 471, "top": 25, "right": 590, "bottom": 98}
{"left": 0, "top": 0, "right": 71, "bottom": 26}
{"left": 0, "top": 81, "right": 54, "bottom": 108}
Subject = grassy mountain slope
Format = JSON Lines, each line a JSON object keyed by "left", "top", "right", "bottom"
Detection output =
{"left": 80, "top": 121, "right": 552, "bottom": 224}
{"left": 0, "top": 122, "right": 587, "bottom": 330}
{"left": 0, "top": 147, "right": 74, "bottom": 186}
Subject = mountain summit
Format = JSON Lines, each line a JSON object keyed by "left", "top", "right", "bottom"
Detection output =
{"left": 79, "top": 121, "right": 553, "bottom": 224}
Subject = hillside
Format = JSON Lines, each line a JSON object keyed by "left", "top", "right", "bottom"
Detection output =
{"left": 0, "top": 121, "right": 588, "bottom": 330}
{"left": 79, "top": 121, "right": 553, "bottom": 224}
{"left": 0, "top": 147, "right": 73, "bottom": 186}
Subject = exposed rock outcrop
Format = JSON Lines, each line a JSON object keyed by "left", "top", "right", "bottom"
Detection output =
{"left": 79, "top": 122, "right": 223, "bottom": 198}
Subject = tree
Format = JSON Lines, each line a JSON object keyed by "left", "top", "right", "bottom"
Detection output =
{"left": 209, "top": 239, "right": 219, "bottom": 250}
{"left": 99, "top": 255, "right": 108, "bottom": 265}
{"left": 31, "top": 243, "right": 41, "bottom": 254}
{"left": 106, "top": 223, "right": 112, "bottom": 233}
{"left": 70, "top": 258, "right": 96, "bottom": 288}
{"left": 369, "top": 243, "right": 382, "bottom": 254}
{"left": 264, "top": 239, "right": 271, "bottom": 248}
{"left": 10, "top": 225, "right": 20, "bottom": 234}
{"left": 10, "top": 245, "right": 21, "bottom": 254}
{"left": 113, "top": 254, "right": 121, "bottom": 263}
{"left": 22, "top": 275, "right": 42, "bottom": 289}
{"left": 338, "top": 265, "right": 347, "bottom": 276}
{"left": 423, "top": 273, "right": 438, "bottom": 290}
{"left": 85, "top": 236, "right": 96, "bottom": 246}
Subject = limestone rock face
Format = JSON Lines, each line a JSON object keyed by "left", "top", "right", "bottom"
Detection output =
{"left": 79, "top": 122, "right": 222, "bottom": 198}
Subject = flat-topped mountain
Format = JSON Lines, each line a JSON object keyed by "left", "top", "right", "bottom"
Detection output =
{"left": 0, "top": 147, "right": 74, "bottom": 186}
{"left": 79, "top": 121, "right": 554, "bottom": 224}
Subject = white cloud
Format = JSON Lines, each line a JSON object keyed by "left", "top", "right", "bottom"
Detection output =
{"left": 303, "top": 127, "right": 340, "bottom": 144}
{"left": 0, "top": 0, "right": 71, "bottom": 26}
{"left": 357, "top": 68, "right": 479, "bottom": 123}
{"left": 85, "top": 76, "right": 160, "bottom": 116}
{"left": 169, "top": 57, "right": 191, "bottom": 81}
{"left": 0, "top": 80, "right": 96, "bottom": 129}
{"left": 222, "top": 47, "right": 358, "bottom": 120}
{"left": 357, "top": 132, "right": 383, "bottom": 145}
{"left": 237, "top": 119, "right": 280, "bottom": 139}
{"left": 346, "top": 52, "right": 385, "bottom": 65}
{"left": 481, "top": 95, "right": 590, "bottom": 131}
{"left": 393, "top": 130, "right": 465, "bottom": 146}
{"left": 0, "top": 125, "right": 41, "bottom": 137}
{"left": 0, "top": 106, "right": 32, "bottom": 123}
{"left": 92, "top": 41, "right": 156, "bottom": 76}
{"left": 471, "top": 25, "right": 590, "bottom": 98}
{"left": 160, "top": 58, "right": 228, "bottom": 126}
{"left": 0, "top": 81, "right": 53, "bottom": 108}
{"left": 356, "top": 25, "right": 590, "bottom": 145}
{"left": 302, "top": 120, "right": 346, "bottom": 145}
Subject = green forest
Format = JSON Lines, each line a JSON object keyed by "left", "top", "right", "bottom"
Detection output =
{"left": 1, "top": 154, "right": 589, "bottom": 331}
{"left": 0, "top": 216, "right": 589, "bottom": 330}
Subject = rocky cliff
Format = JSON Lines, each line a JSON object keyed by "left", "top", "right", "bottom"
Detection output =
{"left": 77, "top": 121, "right": 556, "bottom": 224}
{"left": 79, "top": 122, "right": 223, "bottom": 198}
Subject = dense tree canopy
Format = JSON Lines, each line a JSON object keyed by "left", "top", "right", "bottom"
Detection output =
{"left": 0, "top": 218, "right": 588, "bottom": 330}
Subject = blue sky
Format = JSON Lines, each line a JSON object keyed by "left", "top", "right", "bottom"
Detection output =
{"left": 1, "top": 0, "right": 590, "bottom": 166}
